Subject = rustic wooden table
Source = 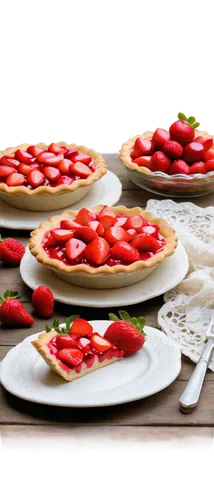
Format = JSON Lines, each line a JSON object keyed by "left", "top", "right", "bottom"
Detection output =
{"left": 1, "top": 154, "right": 214, "bottom": 444}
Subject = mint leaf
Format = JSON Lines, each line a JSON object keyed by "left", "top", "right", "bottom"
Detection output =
{"left": 187, "top": 116, "right": 196, "bottom": 125}
{"left": 193, "top": 122, "right": 200, "bottom": 129}
{"left": 178, "top": 112, "right": 187, "bottom": 121}
{"left": 109, "top": 313, "right": 119, "bottom": 322}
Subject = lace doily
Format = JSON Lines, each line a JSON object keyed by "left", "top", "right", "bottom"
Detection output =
{"left": 146, "top": 199, "right": 214, "bottom": 371}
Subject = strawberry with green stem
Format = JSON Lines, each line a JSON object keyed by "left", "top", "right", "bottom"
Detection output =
{"left": 104, "top": 310, "right": 146, "bottom": 355}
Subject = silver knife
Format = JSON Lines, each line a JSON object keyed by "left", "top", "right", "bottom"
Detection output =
{"left": 179, "top": 316, "right": 214, "bottom": 412}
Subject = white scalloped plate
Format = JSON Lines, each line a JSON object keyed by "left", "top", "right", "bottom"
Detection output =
{"left": 0, "top": 321, "right": 181, "bottom": 407}
{"left": 20, "top": 243, "right": 188, "bottom": 308}
{"left": 0, "top": 170, "right": 122, "bottom": 230}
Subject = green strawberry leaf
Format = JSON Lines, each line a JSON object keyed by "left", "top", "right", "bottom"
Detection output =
{"left": 178, "top": 112, "right": 187, "bottom": 121}
{"left": 109, "top": 313, "right": 119, "bottom": 322}
{"left": 0, "top": 235, "right": 4, "bottom": 243}
{"left": 118, "top": 310, "right": 132, "bottom": 322}
{"left": 187, "top": 116, "right": 196, "bottom": 125}
{"left": 193, "top": 122, "right": 200, "bottom": 129}
{"left": 109, "top": 310, "right": 146, "bottom": 336}
{"left": 45, "top": 325, "right": 52, "bottom": 333}
{"left": 65, "top": 314, "right": 79, "bottom": 331}
{"left": 0, "top": 290, "right": 19, "bottom": 305}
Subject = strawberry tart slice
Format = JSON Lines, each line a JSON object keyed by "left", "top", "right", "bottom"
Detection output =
{"left": 32, "top": 312, "right": 146, "bottom": 381}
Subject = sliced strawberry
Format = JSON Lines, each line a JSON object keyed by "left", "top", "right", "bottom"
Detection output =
{"left": 163, "top": 140, "right": 183, "bottom": 159}
{"left": 205, "top": 159, "right": 214, "bottom": 173}
{"left": 58, "top": 159, "right": 73, "bottom": 174}
{"left": 72, "top": 152, "right": 92, "bottom": 165}
{"left": 55, "top": 335, "right": 78, "bottom": 349}
{"left": 76, "top": 337, "right": 92, "bottom": 354}
{"left": 37, "top": 151, "right": 55, "bottom": 163}
{"left": 126, "top": 228, "right": 137, "bottom": 239}
{"left": 70, "top": 317, "right": 93, "bottom": 336}
{"left": 0, "top": 165, "right": 16, "bottom": 177}
{"left": 132, "top": 233, "right": 163, "bottom": 252}
{"left": 64, "top": 149, "right": 78, "bottom": 160}
{"left": 124, "top": 215, "right": 148, "bottom": 232}
{"left": 140, "top": 224, "right": 159, "bottom": 238}
{"left": 70, "top": 161, "right": 92, "bottom": 178}
{"left": 43, "top": 167, "right": 61, "bottom": 182}
{"left": 90, "top": 333, "right": 112, "bottom": 352}
{"left": 27, "top": 145, "right": 44, "bottom": 157}
{"left": 15, "top": 149, "right": 33, "bottom": 165}
{"left": 18, "top": 163, "right": 34, "bottom": 175}
{"left": 84, "top": 237, "right": 110, "bottom": 265}
{"left": 27, "top": 170, "right": 45, "bottom": 187}
{"left": 87, "top": 220, "right": 105, "bottom": 236}
{"left": 51, "top": 228, "right": 75, "bottom": 243}
{"left": 114, "top": 216, "right": 128, "bottom": 227}
{"left": 194, "top": 136, "right": 213, "bottom": 151}
{"left": 48, "top": 143, "right": 67, "bottom": 154}
{"left": 111, "top": 241, "right": 140, "bottom": 263}
{"left": 56, "top": 176, "right": 73, "bottom": 185}
{"left": 131, "top": 138, "right": 154, "bottom": 159}
{"left": 167, "top": 159, "right": 189, "bottom": 175}
{"left": 42, "top": 154, "right": 64, "bottom": 167}
{"left": 43, "top": 231, "right": 57, "bottom": 248}
{"left": 183, "top": 142, "right": 204, "bottom": 163}
{"left": 149, "top": 151, "right": 171, "bottom": 172}
{"left": 140, "top": 252, "right": 153, "bottom": 260}
{"left": 74, "top": 226, "right": 97, "bottom": 243}
{"left": 0, "top": 157, "right": 20, "bottom": 168}
{"left": 153, "top": 128, "right": 170, "bottom": 149}
{"left": 57, "top": 348, "right": 83, "bottom": 367}
{"left": 98, "top": 206, "right": 116, "bottom": 219}
{"left": 60, "top": 219, "right": 81, "bottom": 230}
{"left": 75, "top": 208, "right": 96, "bottom": 225}
{"left": 105, "top": 226, "right": 131, "bottom": 245}
{"left": 0, "top": 155, "right": 14, "bottom": 164}
{"left": 132, "top": 156, "right": 152, "bottom": 167}
{"left": 202, "top": 148, "right": 214, "bottom": 162}
{"left": 65, "top": 238, "right": 86, "bottom": 261}
{"left": 189, "top": 162, "right": 206, "bottom": 174}
{"left": 6, "top": 172, "right": 25, "bottom": 186}
{"left": 99, "top": 215, "right": 116, "bottom": 230}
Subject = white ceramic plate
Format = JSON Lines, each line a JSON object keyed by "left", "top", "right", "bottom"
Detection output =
{"left": 0, "top": 170, "right": 122, "bottom": 230}
{"left": 0, "top": 321, "right": 181, "bottom": 407}
{"left": 20, "top": 243, "right": 188, "bottom": 308}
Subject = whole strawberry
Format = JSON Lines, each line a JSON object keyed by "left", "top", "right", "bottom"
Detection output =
{"left": 32, "top": 286, "right": 54, "bottom": 318}
{"left": 0, "top": 290, "right": 34, "bottom": 326}
{"left": 104, "top": 311, "right": 146, "bottom": 355}
{"left": 0, "top": 236, "right": 25, "bottom": 265}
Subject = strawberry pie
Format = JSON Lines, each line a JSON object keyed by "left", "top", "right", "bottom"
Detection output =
{"left": 32, "top": 312, "right": 146, "bottom": 382}
{"left": 0, "top": 142, "right": 107, "bottom": 211}
{"left": 120, "top": 113, "right": 214, "bottom": 177}
{"left": 29, "top": 205, "right": 178, "bottom": 289}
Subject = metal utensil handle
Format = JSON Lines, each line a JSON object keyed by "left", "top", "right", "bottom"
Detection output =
{"left": 179, "top": 359, "right": 208, "bottom": 409}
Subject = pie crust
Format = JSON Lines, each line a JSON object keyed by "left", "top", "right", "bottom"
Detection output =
{"left": 0, "top": 142, "right": 107, "bottom": 211}
{"left": 32, "top": 330, "right": 122, "bottom": 382}
{"left": 120, "top": 130, "right": 214, "bottom": 175}
{"left": 29, "top": 204, "right": 178, "bottom": 288}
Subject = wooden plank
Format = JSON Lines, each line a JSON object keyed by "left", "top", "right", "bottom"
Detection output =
{"left": 1, "top": 425, "right": 213, "bottom": 445}
{"left": 1, "top": 380, "right": 213, "bottom": 426}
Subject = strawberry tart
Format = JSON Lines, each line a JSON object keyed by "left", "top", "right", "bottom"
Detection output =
{"left": 29, "top": 204, "right": 178, "bottom": 289}
{"left": 32, "top": 312, "right": 146, "bottom": 382}
{"left": 0, "top": 142, "right": 107, "bottom": 211}
{"left": 120, "top": 113, "right": 214, "bottom": 176}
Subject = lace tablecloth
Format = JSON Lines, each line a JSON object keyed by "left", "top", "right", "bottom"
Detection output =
{"left": 146, "top": 199, "right": 214, "bottom": 371}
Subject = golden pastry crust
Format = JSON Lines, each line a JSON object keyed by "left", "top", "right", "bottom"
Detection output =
{"left": 32, "top": 329, "right": 121, "bottom": 382}
{"left": 29, "top": 205, "right": 178, "bottom": 275}
{"left": 0, "top": 142, "right": 107, "bottom": 195}
{"left": 120, "top": 130, "right": 214, "bottom": 175}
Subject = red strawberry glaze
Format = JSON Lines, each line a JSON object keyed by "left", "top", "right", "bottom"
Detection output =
{"left": 48, "top": 336, "right": 123, "bottom": 373}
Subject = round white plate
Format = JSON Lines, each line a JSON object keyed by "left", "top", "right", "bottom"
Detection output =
{"left": 0, "top": 321, "right": 181, "bottom": 407}
{"left": 20, "top": 243, "right": 188, "bottom": 308}
{"left": 0, "top": 170, "right": 122, "bottom": 230}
